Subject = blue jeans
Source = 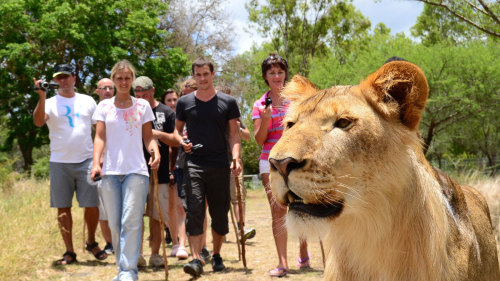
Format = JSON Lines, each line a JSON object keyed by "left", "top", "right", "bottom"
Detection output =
{"left": 101, "top": 174, "right": 149, "bottom": 281}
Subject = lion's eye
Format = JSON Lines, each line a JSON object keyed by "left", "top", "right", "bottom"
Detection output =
{"left": 286, "top": 122, "right": 295, "bottom": 129}
{"left": 334, "top": 118, "right": 352, "bottom": 129}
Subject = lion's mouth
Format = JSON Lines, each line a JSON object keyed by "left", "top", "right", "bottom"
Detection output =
{"left": 286, "top": 190, "right": 344, "bottom": 218}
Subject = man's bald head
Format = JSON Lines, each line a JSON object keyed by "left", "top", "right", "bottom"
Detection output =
{"left": 96, "top": 78, "right": 114, "bottom": 101}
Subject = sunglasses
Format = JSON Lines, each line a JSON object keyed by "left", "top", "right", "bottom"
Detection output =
{"left": 98, "top": 86, "right": 114, "bottom": 91}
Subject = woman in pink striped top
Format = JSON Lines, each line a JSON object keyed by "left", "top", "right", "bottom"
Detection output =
{"left": 252, "top": 54, "right": 310, "bottom": 277}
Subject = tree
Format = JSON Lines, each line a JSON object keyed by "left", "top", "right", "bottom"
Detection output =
{"left": 160, "top": 0, "right": 235, "bottom": 64}
{"left": 413, "top": 0, "right": 500, "bottom": 38}
{"left": 0, "top": 0, "right": 189, "bottom": 170}
{"left": 246, "top": 0, "right": 370, "bottom": 76}
{"left": 412, "top": 3, "right": 487, "bottom": 45}
{"left": 308, "top": 32, "right": 499, "bottom": 171}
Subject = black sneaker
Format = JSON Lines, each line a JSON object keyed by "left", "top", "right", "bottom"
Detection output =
{"left": 104, "top": 242, "right": 114, "bottom": 255}
{"left": 165, "top": 227, "right": 172, "bottom": 244}
{"left": 200, "top": 247, "right": 211, "bottom": 264}
{"left": 211, "top": 254, "right": 225, "bottom": 272}
{"left": 183, "top": 259, "right": 203, "bottom": 277}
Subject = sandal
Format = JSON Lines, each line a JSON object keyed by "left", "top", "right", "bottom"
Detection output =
{"left": 86, "top": 241, "right": 108, "bottom": 261}
{"left": 297, "top": 254, "right": 310, "bottom": 269}
{"left": 55, "top": 251, "right": 77, "bottom": 265}
{"left": 269, "top": 267, "right": 288, "bottom": 277}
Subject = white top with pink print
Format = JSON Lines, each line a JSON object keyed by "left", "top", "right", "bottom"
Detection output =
{"left": 93, "top": 97, "right": 154, "bottom": 176}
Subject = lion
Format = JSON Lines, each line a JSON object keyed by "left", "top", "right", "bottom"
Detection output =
{"left": 268, "top": 61, "right": 500, "bottom": 281}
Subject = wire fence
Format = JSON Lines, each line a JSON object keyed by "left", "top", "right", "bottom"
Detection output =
{"left": 430, "top": 158, "right": 499, "bottom": 176}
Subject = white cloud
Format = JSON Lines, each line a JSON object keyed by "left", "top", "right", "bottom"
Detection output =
{"left": 226, "top": 0, "right": 424, "bottom": 55}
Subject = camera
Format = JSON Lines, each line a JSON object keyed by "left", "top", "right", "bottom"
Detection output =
{"left": 265, "top": 96, "right": 272, "bottom": 108}
{"left": 35, "top": 80, "right": 60, "bottom": 91}
{"left": 93, "top": 174, "right": 102, "bottom": 181}
{"left": 183, "top": 139, "right": 203, "bottom": 152}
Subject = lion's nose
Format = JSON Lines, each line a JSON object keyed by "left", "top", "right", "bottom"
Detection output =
{"left": 269, "top": 157, "right": 304, "bottom": 180}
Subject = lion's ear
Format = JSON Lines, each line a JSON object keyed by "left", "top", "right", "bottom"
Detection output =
{"left": 281, "top": 75, "right": 319, "bottom": 103}
{"left": 360, "top": 61, "right": 429, "bottom": 131}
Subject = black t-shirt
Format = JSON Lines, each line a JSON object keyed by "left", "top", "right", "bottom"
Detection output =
{"left": 144, "top": 102, "right": 175, "bottom": 183}
{"left": 176, "top": 91, "right": 240, "bottom": 168}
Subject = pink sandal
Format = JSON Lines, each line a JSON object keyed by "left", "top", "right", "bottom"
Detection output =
{"left": 269, "top": 267, "right": 288, "bottom": 277}
{"left": 297, "top": 254, "right": 310, "bottom": 269}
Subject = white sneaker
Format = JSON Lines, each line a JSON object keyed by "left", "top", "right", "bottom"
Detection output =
{"left": 170, "top": 244, "right": 180, "bottom": 257}
{"left": 149, "top": 254, "right": 164, "bottom": 267}
{"left": 176, "top": 246, "right": 189, "bottom": 260}
{"left": 137, "top": 254, "right": 147, "bottom": 267}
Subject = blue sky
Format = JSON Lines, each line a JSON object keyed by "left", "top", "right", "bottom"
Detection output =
{"left": 227, "top": 0, "right": 424, "bottom": 54}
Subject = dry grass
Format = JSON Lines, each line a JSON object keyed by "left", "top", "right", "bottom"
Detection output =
{"left": 463, "top": 174, "right": 500, "bottom": 262}
{"left": 1, "top": 175, "right": 499, "bottom": 280}
{"left": 0, "top": 179, "right": 324, "bottom": 281}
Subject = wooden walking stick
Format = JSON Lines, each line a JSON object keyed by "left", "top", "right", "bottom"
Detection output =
{"left": 232, "top": 159, "right": 247, "bottom": 268}
{"left": 229, "top": 203, "right": 242, "bottom": 260}
{"left": 150, "top": 150, "right": 168, "bottom": 280}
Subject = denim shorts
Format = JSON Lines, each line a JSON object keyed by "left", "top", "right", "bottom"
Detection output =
{"left": 259, "top": 159, "right": 270, "bottom": 175}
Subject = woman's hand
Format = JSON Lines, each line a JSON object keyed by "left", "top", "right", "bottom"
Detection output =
{"left": 261, "top": 105, "right": 273, "bottom": 120}
{"left": 90, "top": 164, "right": 102, "bottom": 182}
{"left": 149, "top": 152, "right": 161, "bottom": 170}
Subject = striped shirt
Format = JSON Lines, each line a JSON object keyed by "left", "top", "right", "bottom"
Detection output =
{"left": 252, "top": 91, "right": 289, "bottom": 161}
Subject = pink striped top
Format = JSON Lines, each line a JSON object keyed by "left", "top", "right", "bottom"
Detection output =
{"left": 252, "top": 91, "right": 289, "bottom": 161}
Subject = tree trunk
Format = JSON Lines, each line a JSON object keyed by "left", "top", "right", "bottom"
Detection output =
{"left": 19, "top": 141, "right": 34, "bottom": 171}
{"left": 423, "top": 121, "right": 436, "bottom": 155}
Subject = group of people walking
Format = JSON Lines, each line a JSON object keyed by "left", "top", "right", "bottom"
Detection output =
{"left": 33, "top": 54, "right": 311, "bottom": 280}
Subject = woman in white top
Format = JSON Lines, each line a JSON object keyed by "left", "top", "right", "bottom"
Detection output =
{"left": 91, "top": 60, "right": 160, "bottom": 281}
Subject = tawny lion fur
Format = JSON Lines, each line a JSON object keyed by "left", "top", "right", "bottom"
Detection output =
{"left": 269, "top": 61, "right": 500, "bottom": 281}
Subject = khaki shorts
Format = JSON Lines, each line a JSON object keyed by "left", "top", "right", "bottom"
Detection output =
{"left": 146, "top": 183, "right": 170, "bottom": 221}
{"left": 230, "top": 171, "right": 246, "bottom": 204}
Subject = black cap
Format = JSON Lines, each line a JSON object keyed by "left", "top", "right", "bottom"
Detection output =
{"left": 53, "top": 64, "right": 74, "bottom": 78}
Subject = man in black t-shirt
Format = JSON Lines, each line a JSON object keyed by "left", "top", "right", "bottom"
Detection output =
{"left": 133, "top": 76, "right": 178, "bottom": 267}
{"left": 174, "top": 58, "right": 242, "bottom": 277}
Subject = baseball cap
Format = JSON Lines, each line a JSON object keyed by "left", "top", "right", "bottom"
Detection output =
{"left": 133, "top": 76, "right": 154, "bottom": 90}
{"left": 53, "top": 64, "right": 74, "bottom": 78}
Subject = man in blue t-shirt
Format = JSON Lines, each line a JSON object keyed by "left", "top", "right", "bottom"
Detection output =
{"left": 174, "top": 58, "right": 242, "bottom": 277}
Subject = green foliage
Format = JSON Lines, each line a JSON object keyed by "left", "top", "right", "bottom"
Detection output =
{"left": 141, "top": 48, "right": 191, "bottom": 98}
{"left": 411, "top": 4, "right": 483, "bottom": 45}
{"left": 308, "top": 33, "right": 499, "bottom": 173}
{"left": 246, "top": 0, "right": 370, "bottom": 76}
{"left": 412, "top": 0, "right": 500, "bottom": 39}
{"left": 0, "top": 0, "right": 189, "bottom": 171}
{"left": 30, "top": 145, "right": 50, "bottom": 179}
{"left": 0, "top": 153, "right": 24, "bottom": 191}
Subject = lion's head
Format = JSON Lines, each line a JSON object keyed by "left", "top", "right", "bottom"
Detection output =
{"left": 269, "top": 61, "right": 430, "bottom": 238}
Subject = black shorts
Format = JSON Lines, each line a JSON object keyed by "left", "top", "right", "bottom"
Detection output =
{"left": 183, "top": 164, "right": 230, "bottom": 236}
{"left": 174, "top": 168, "right": 185, "bottom": 200}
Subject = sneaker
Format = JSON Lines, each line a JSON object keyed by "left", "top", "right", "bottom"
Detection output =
{"left": 176, "top": 246, "right": 189, "bottom": 260}
{"left": 137, "top": 254, "right": 147, "bottom": 267}
{"left": 200, "top": 247, "right": 211, "bottom": 264}
{"left": 165, "top": 227, "right": 172, "bottom": 245}
{"left": 239, "top": 226, "right": 256, "bottom": 243}
{"left": 170, "top": 244, "right": 179, "bottom": 257}
{"left": 244, "top": 227, "right": 256, "bottom": 240}
{"left": 104, "top": 242, "right": 114, "bottom": 255}
{"left": 211, "top": 253, "right": 225, "bottom": 272}
{"left": 183, "top": 259, "right": 203, "bottom": 277}
{"left": 149, "top": 254, "right": 164, "bottom": 267}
